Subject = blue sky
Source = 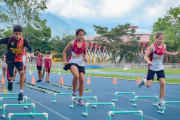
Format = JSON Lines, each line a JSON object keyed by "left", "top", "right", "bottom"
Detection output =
{"left": 46, "top": 0, "right": 180, "bottom": 34}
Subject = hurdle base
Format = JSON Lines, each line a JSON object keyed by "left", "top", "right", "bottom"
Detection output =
{"left": 82, "top": 112, "right": 88, "bottom": 117}
{"left": 69, "top": 105, "right": 73, "bottom": 108}
{"left": 91, "top": 105, "right": 97, "bottom": 108}
{"left": 1, "top": 114, "right": 5, "bottom": 119}
{"left": 52, "top": 100, "right": 56, "bottom": 103}
{"left": 153, "top": 103, "right": 158, "bottom": 106}
{"left": 158, "top": 111, "right": 164, "bottom": 114}
{"left": 132, "top": 104, "right": 137, "bottom": 107}
{"left": 112, "top": 99, "right": 117, "bottom": 102}
{"left": 129, "top": 99, "right": 135, "bottom": 102}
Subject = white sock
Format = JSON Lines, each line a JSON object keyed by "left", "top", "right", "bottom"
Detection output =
{"left": 159, "top": 98, "right": 163, "bottom": 103}
{"left": 143, "top": 77, "right": 147, "bottom": 82}
{"left": 20, "top": 89, "right": 23, "bottom": 93}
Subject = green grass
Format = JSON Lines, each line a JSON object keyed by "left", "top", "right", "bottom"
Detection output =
{"left": 28, "top": 68, "right": 180, "bottom": 84}
{"left": 86, "top": 68, "right": 180, "bottom": 75}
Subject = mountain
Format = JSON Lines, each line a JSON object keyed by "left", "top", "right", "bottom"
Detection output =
{"left": 41, "top": 12, "right": 98, "bottom": 38}
{"left": 41, "top": 12, "right": 76, "bottom": 38}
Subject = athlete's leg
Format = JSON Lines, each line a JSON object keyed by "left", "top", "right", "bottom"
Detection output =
{"left": 70, "top": 65, "right": 79, "bottom": 93}
{"left": 79, "top": 72, "right": 84, "bottom": 97}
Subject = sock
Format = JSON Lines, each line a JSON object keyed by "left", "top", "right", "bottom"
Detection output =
{"left": 143, "top": 77, "right": 147, "bottom": 82}
{"left": 20, "top": 89, "right": 23, "bottom": 93}
{"left": 159, "top": 98, "right": 163, "bottom": 103}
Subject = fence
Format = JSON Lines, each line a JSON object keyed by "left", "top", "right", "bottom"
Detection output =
{"left": 0, "top": 62, "right": 179, "bottom": 69}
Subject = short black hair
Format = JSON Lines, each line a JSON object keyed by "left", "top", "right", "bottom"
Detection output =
{"left": 13, "top": 25, "right": 23, "bottom": 32}
{"left": 46, "top": 51, "right": 51, "bottom": 54}
{"left": 36, "top": 48, "right": 41, "bottom": 52}
{"left": 76, "top": 28, "right": 86, "bottom": 36}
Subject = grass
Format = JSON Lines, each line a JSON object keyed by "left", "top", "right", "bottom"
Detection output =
{"left": 86, "top": 68, "right": 180, "bottom": 75}
{"left": 28, "top": 68, "right": 180, "bottom": 84}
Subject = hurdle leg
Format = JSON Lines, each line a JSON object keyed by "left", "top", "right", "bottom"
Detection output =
{"left": 130, "top": 92, "right": 135, "bottom": 102}
{"left": 69, "top": 97, "right": 74, "bottom": 108}
{"left": 82, "top": 103, "right": 89, "bottom": 116}
{"left": 153, "top": 96, "right": 158, "bottom": 106}
{"left": 91, "top": 96, "right": 98, "bottom": 108}
{"left": 112, "top": 92, "right": 118, "bottom": 102}
{"left": 133, "top": 97, "right": 137, "bottom": 107}
{"left": 2, "top": 104, "right": 5, "bottom": 118}
{"left": 52, "top": 93, "right": 57, "bottom": 103}
{"left": 23, "top": 96, "right": 28, "bottom": 109}
{"left": 0, "top": 98, "right": 2, "bottom": 109}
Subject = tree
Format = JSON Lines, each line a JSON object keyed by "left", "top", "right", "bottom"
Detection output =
{"left": 0, "top": 0, "right": 47, "bottom": 27}
{"left": 22, "top": 19, "right": 52, "bottom": 54}
{"left": 151, "top": 5, "right": 180, "bottom": 63}
{"left": 0, "top": 28, "right": 13, "bottom": 56}
{"left": 93, "top": 24, "right": 141, "bottom": 63}
{"left": 52, "top": 34, "right": 76, "bottom": 60}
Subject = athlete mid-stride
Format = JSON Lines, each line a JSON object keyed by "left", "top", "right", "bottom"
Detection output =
{"left": 0, "top": 25, "right": 34, "bottom": 103}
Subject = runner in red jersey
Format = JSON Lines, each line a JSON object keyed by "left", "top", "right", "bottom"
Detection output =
{"left": 63, "top": 29, "right": 89, "bottom": 105}
{"left": 0, "top": 25, "right": 34, "bottom": 103}
{"left": 36, "top": 48, "right": 44, "bottom": 82}
{"left": 44, "top": 51, "right": 52, "bottom": 84}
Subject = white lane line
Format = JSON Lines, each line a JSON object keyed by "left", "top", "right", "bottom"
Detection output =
{"left": 14, "top": 89, "right": 70, "bottom": 120}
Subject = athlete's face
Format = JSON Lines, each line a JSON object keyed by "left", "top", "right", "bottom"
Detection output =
{"left": 156, "top": 35, "right": 164, "bottom": 45}
{"left": 47, "top": 54, "right": 50, "bottom": 58}
{"left": 76, "top": 31, "right": 85, "bottom": 41}
{"left": 36, "top": 50, "right": 40, "bottom": 54}
{"left": 13, "top": 32, "right": 23, "bottom": 41}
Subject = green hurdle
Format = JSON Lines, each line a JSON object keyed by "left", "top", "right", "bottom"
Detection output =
{"left": 132, "top": 96, "right": 158, "bottom": 107}
{"left": 158, "top": 101, "right": 180, "bottom": 114}
{"left": 8, "top": 113, "right": 48, "bottom": 120}
{"left": 108, "top": 110, "right": 143, "bottom": 120}
{"left": 82, "top": 102, "right": 115, "bottom": 117}
{"left": 1, "top": 103, "right": 35, "bottom": 118}
{"left": 69, "top": 96, "right": 97, "bottom": 108}
{"left": 0, "top": 96, "right": 28, "bottom": 109}
{"left": 52, "top": 93, "right": 72, "bottom": 103}
{"left": 112, "top": 92, "right": 135, "bottom": 102}
{"left": 0, "top": 93, "right": 19, "bottom": 96}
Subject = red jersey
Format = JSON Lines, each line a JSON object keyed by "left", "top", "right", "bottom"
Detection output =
{"left": 45, "top": 58, "right": 51, "bottom": 68}
{"left": 36, "top": 54, "right": 43, "bottom": 66}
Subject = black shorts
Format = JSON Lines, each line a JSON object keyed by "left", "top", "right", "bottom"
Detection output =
{"left": 37, "top": 66, "right": 42, "bottom": 70}
{"left": 147, "top": 69, "right": 165, "bottom": 80}
{"left": 63, "top": 63, "right": 85, "bottom": 74}
{"left": 7, "top": 62, "right": 23, "bottom": 78}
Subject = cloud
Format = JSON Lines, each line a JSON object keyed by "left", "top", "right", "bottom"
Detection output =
{"left": 130, "top": 0, "right": 180, "bottom": 26}
{"left": 47, "top": 0, "right": 144, "bottom": 19}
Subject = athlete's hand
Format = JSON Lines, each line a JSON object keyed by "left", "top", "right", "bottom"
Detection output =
{"left": 147, "top": 61, "right": 153, "bottom": 66}
{"left": 30, "top": 53, "right": 35, "bottom": 58}
{"left": 84, "top": 57, "right": 88, "bottom": 62}
{"left": 64, "top": 61, "right": 69, "bottom": 65}
{"left": 171, "top": 52, "right": 179, "bottom": 56}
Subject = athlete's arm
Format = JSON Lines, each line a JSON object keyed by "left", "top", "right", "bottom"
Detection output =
{"left": 83, "top": 42, "right": 89, "bottom": 62}
{"left": 3, "top": 54, "right": 6, "bottom": 62}
{"left": 0, "top": 37, "right": 9, "bottom": 44}
{"left": 24, "top": 39, "right": 34, "bottom": 58}
{"left": 144, "top": 44, "right": 154, "bottom": 65}
{"left": 25, "top": 53, "right": 28, "bottom": 67}
{"left": 164, "top": 44, "right": 179, "bottom": 55}
{"left": 63, "top": 41, "right": 74, "bottom": 65}
{"left": 50, "top": 59, "right": 52, "bottom": 70}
